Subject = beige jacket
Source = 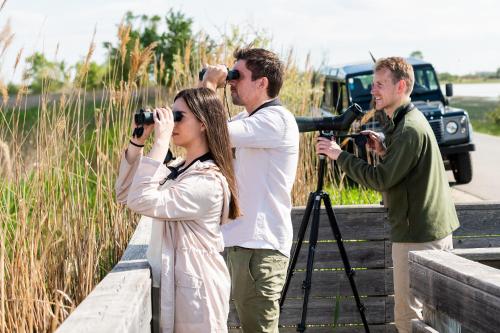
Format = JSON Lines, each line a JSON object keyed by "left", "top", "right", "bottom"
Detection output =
{"left": 115, "top": 153, "right": 231, "bottom": 333}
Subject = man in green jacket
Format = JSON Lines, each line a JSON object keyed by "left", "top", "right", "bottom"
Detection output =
{"left": 316, "top": 57, "right": 460, "bottom": 333}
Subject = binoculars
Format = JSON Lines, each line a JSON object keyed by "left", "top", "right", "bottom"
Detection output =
{"left": 134, "top": 109, "right": 183, "bottom": 125}
{"left": 198, "top": 67, "right": 240, "bottom": 81}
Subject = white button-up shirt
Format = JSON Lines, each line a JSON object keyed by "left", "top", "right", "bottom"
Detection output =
{"left": 222, "top": 104, "right": 300, "bottom": 256}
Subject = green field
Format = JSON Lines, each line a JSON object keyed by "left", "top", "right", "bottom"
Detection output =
{"left": 449, "top": 97, "right": 500, "bottom": 136}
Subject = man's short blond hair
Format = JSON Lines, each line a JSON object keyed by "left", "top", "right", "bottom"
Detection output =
{"left": 375, "top": 57, "right": 414, "bottom": 95}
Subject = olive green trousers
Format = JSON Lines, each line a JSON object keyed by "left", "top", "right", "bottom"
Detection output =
{"left": 226, "top": 246, "right": 289, "bottom": 333}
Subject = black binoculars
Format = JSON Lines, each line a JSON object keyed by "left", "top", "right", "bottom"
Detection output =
{"left": 134, "top": 109, "right": 183, "bottom": 125}
{"left": 198, "top": 67, "right": 240, "bottom": 81}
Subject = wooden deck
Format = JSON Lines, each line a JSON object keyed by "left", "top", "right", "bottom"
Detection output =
{"left": 56, "top": 202, "right": 500, "bottom": 332}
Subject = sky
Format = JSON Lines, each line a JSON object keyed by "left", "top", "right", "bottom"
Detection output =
{"left": 1, "top": 0, "right": 499, "bottom": 83}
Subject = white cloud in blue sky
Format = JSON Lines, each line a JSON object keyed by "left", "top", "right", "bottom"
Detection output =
{"left": 1, "top": 0, "right": 499, "bottom": 82}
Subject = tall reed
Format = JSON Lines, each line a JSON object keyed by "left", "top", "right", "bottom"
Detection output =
{"left": 0, "top": 20, "right": 379, "bottom": 332}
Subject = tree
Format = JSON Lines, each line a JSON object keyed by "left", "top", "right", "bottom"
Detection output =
{"left": 103, "top": 10, "right": 195, "bottom": 86}
{"left": 496, "top": 67, "right": 500, "bottom": 78}
{"left": 75, "top": 61, "right": 107, "bottom": 89}
{"left": 24, "top": 52, "right": 69, "bottom": 93}
{"left": 409, "top": 50, "right": 424, "bottom": 59}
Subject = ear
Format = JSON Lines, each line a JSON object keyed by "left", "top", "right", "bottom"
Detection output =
{"left": 259, "top": 77, "right": 269, "bottom": 90}
{"left": 398, "top": 80, "right": 407, "bottom": 94}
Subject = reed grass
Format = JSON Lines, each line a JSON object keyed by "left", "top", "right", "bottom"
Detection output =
{"left": 0, "top": 19, "right": 380, "bottom": 332}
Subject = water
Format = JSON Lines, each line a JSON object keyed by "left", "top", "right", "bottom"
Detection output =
{"left": 441, "top": 83, "right": 500, "bottom": 98}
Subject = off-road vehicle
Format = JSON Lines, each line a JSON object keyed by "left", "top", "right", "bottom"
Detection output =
{"left": 319, "top": 58, "right": 474, "bottom": 184}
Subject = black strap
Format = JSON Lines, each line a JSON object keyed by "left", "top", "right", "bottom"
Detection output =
{"left": 248, "top": 99, "right": 282, "bottom": 117}
{"left": 392, "top": 103, "right": 415, "bottom": 128}
{"left": 165, "top": 152, "right": 213, "bottom": 181}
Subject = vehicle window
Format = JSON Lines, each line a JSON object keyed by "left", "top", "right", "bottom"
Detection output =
{"left": 322, "top": 81, "right": 345, "bottom": 113}
{"left": 323, "top": 81, "right": 333, "bottom": 108}
{"left": 414, "top": 67, "right": 439, "bottom": 92}
{"left": 347, "top": 74, "right": 373, "bottom": 99}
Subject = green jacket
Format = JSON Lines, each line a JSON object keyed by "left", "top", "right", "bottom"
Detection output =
{"left": 337, "top": 103, "right": 460, "bottom": 242}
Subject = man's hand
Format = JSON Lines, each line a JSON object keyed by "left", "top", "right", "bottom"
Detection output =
{"left": 360, "top": 130, "right": 386, "bottom": 157}
{"left": 316, "top": 136, "right": 343, "bottom": 160}
{"left": 199, "top": 64, "right": 228, "bottom": 91}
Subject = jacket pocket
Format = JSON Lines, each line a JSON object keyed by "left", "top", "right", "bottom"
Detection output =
{"left": 175, "top": 271, "right": 206, "bottom": 324}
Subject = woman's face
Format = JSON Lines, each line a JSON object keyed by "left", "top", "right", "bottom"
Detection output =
{"left": 171, "top": 97, "right": 205, "bottom": 148}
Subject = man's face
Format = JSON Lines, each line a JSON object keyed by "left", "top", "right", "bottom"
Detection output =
{"left": 371, "top": 68, "right": 401, "bottom": 111}
{"left": 228, "top": 60, "right": 263, "bottom": 108}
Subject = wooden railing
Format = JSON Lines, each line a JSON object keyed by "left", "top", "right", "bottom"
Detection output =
{"left": 410, "top": 247, "right": 500, "bottom": 333}
{"left": 56, "top": 217, "right": 153, "bottom": 332}
{"left": 55, "top": 202, "right": 500, "bottom": 332}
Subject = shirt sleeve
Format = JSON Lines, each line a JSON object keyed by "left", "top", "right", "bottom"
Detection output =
{"left": 115, "top": 151, "right": 142, "bottom": 204}
{"left": 336, "top": 127, "right": 422, "bottom": 191}
{"left": 228, "top": 108, "right": 287, "bottom": 148}
{"left": 126, "top": 157, "right": 222, "bottom": 221}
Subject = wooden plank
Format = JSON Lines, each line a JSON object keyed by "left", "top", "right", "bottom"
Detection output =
{"left": 454, "top": 236, "right": 500, "bottom": 249}
{"left": 291, "top": 207, "right": 388, "bottom": 241}
{"left": 411, "top": 319, "right": 439, "bottom": 333}
{"left": 453, "top": 247, "right": 500, "bottom": 261}
{"left": 384, "top": 241, "right": 392, "bottom": 269}
{"left": 229, "top": 297, "right": 390, "bottom": 326}
{"left": 290, "top": 202, "right": 500, "bottom": 242}
{"left": 284, "top": 269, "right": 390, "bottom": 297}
{"left": 455, "top": 202, "right": 500, "bottom": 211}
{"left": 453, "top": 244, "right": 500, "bottom": 269}
{"left": 421, "top": 304, "right": 464, "bottom": 333}
{"left": 383, "top": 237, "right": 500, "bottom": 270}
{"left": 280, "top": 297, "right": 388, "bottom": 326}
{"left": 279, "top": 323, "right": 396, "bottom": 333}
{"left": 409, "top": 250, "right": 500, "bottom": 333}
{"left": 454, "top": 203, "right": 500, "bottom": 236}
{"left": 384, "top": 295, "right": 394, "bottom": 323}
{"left": 230, "top": 324, "right": 396, "bottom": 333}
{"left": 409, "top": 250, "right": 500, "bottom": 297}
{"left": 292, "top": 241, "right": 386, "bottom": 269}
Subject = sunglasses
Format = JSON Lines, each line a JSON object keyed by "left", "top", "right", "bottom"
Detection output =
{"left": 173, "top": 111, "right": 183, "bottom": 122}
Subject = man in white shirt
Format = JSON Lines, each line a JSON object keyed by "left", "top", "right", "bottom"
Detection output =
{"left": 202, "top": 48, "right": 299, "bottom": 332}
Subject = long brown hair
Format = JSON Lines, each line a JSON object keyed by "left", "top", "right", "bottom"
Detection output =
{"left": 174, "top": 88, "right": 241, "bottom": 219}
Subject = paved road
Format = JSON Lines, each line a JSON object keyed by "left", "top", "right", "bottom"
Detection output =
{"left": 449, "top": 132, "right": 500, "bottom": 201}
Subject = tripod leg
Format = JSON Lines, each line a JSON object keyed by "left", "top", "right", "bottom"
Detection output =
{"left": 280, "top": 191, "right": 315, "bottom": 308}
{"left": 296, "top": 193, "right": 322, "bottom": 332}
{"left": 322, "top": 193, "right": 370, "bottom": 333}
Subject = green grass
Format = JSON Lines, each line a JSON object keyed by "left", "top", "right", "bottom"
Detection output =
{"left": 449, "top": 96, "right": 500, "bottom": 136}
{"left": 325, "top": 185, "right": 382, "bottom": 205}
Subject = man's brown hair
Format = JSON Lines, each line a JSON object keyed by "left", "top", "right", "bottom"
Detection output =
{"left": 233, "top": 47, "right": 284, "bottom": 98}
{"left": 374, "top": 57, "right": 414, "bottom": 95}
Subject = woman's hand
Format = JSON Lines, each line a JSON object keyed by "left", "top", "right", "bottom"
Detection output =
{"left": 126, "top": 112, "right": 154, "bottom": 164}
{"left": 360, "top": 130, "right": 386, "bottom": 157}
{"left": 130, "top": 114, "right": 154, "bottom": 146}
{"left": 153, "top": 107, "right": 174, "bottom": 146}
{"left": 148, "top": 107, "right": 174, "bottom": 163}
{"left": 316, "top": 136, "right": 343, "bottom": 160}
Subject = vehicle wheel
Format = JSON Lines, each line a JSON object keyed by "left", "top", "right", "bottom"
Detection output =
{"left": 451, "top": 152, "right": 473, "bottom": 184}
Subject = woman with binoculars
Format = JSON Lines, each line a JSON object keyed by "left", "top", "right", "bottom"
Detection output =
{"left": 115, "top": 87, "right": 240, "bottom": 332}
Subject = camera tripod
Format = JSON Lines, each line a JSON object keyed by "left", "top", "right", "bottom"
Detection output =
{"left": 280, "top": 134, "right": 370, "bottom": 333}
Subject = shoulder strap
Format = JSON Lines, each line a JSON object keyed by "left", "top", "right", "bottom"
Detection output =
{"left": 393, "top": 103, "right": 415, "bottom": 128}
{"left": 248, "top": 98, "right": 282, "bottom": 117}
{"left": 165, "top": 152, "right": 213, "bottom": 181}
